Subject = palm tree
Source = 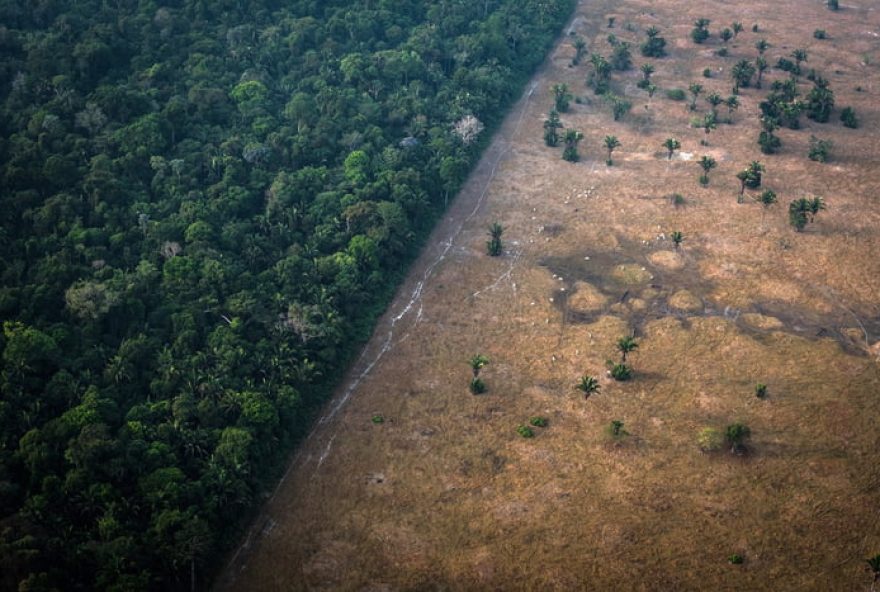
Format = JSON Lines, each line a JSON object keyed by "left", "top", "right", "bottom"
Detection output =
{"left": 486, "top": 222, "right": 504, "bottom": 256}
{"left": 701, "top": 113, "right": 717, "bottom": 142}
{"left": 731, "top": 59, "right": 756, "bottom": 93}
{"left": 725, "top": 95, "right": 739, "bottom": 122}
{"left": 576, "top": 375, "right": 601, "bottom": 399}
{"left": 671, "top": 231, "right": 684, "bottom": 248}
{"left": 720, "top": 28, "right": 733, "bottom": 43}
{"left": 469, "top": 354, "right": 489, "bottom": 377}
{"left": 571, "top": 36, "right": 587, "bottom": 65}
{"left": 552, "top": 83, "right": 572, "bottom": 112}
{"left": 867, "top": 555, "right": 880, "bottom": 583}
{"left": 603, "top": 135, "right": 621, "bottom": 165}
{"left": 563, "top": 129, "right": 583, "bottom": 162}
{"left": 705, "top": 92, "right": 723, "bottom": 118}
{"left": 808, "top": 195, "right": 826, "bottom": 221}
{"left": 754, "top": 56, "right": 768, "bottom": 89}
{"left": 616, "top": 335, "right": 639, "bottom": 362}
{"left": 732, "top": 22, "right": 744, "bottom": 37}
{"left": 663, "top": 137, "right": 681, "bottom": 160}
{"left": 543, "top": 109, "right": 562, "bottom": 146}
{"left": 688, "top": 82, "right": 703, "bottom": 110}
{"left": 788, "top": 198, "right": 811, "bottom": 231}
{"left": 736, "top": 169, "right": 750, "bottom": 203}
{"left": 791, "top": 48, "right": 808, "bottom": 74}
{"left": 755, "top": 39, "right": 770, "bottom": 55}
{"left": 640, "top": 63, "right": 655, "bottom": 82}
{"left": 698, "top": 155, "right": 717, "bottom": 184}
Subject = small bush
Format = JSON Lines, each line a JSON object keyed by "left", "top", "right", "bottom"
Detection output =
{"left": 371, "top": 414, "right": 385, "bottom": 424}
{"left": 563, "top": 146, "right": 579, "bottom": 162}
{"left": 752, "top": 24, "right": 759, "bottom": 32}
{"left": 841, "top": 106, "right": 858, "bottom": 128}
{"left": 776, "top": 57, "right": 797, "bottom": 73}
{"left": 726, "top": 422, "right": 751, "bottom": 454}
{"left": 607, "top": 420, "right": 628, "bottom": 438}
{"left": 469, "top": 377, "right": 486, "bottom": 394}
{"left": 697, "top": 427, "right": 723, "bottom": 452}
{"left": 813, "top": 29, "right": 827, "bottom": 39}
{"left": 702, "top": 68, "right": 712, "bottom": 78}
{"left": 827, "top": 0, "right": 839, "bottom": 10}
{"left": 808, "top": 136, "right": 833, "bottom": 162}
{"left": 728, "top": 554, "right": 744, "bottom": 565}
{"left": 610, "top": 363, "right": 632, "bottom": 381}
{"left": 755, "top": 383, "right": 768, "bottom": 399}
{"left": 529, "top": 416, "right": 548, "bottom": 428}
{"left": 666, "top": 88, "right": 686, "bottom": 101}
{"left": 516, "top": 425, "right": 535, "bottom": 438}
{"left": 715, "top": 47, "right": 728, "bottom": 57}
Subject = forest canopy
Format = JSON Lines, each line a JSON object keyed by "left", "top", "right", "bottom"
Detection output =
{"left": 0, "top": 0, "right": 574, "bottom": 589}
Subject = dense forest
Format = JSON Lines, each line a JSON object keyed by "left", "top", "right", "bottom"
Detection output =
{"left": 0, "top": 0, "right": 575, "bottom": 589}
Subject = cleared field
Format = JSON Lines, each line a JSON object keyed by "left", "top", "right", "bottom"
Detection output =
{"left": 219, "top": 0, "right": 880, "bottom": 589}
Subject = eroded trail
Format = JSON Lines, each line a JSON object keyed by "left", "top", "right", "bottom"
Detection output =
{"left": 218, "top": 0, "right": 880, "bottom": 588}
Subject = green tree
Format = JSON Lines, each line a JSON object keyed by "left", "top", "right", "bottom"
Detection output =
{"left": 691, "top": 18, "right": 711, "bottom": 44}
{"left": 469, "top": 354, "right": 490, "bottom": 377}
{"left": 663, "top": 137, "right": 681, "bottom": 160}
{"left": 604, "top": 135, "right": 621, "bottom": 166}
{"left": 587, "top": 54, "right": 612, "bottom": 94}
{"left": 725, "top": 423, "right": 751, "bottom": 454}
{"left": 544, "top": 109, "right": 563, "bottom": 146}
{"left": 552, "top": 83, "right": 572, "bottom": 112}
{"left": 563, "top": 129, "right": 584, "bottom": 162}
{"left": 641, "top": 26, "right": 667, "bottom": 58}
{"left": 671, "top": 231, "right": 684, "bottom": 248}
{"left": 486, "top": 222, "right": 504, "bottom": 256}
{"left": 616, "top": 335, "right": 639, "bottom": 362}
{"left": 732, "top": 22, "right": 744, "bottom": 37}
{"left": 806, "top": 77, "right": 835, "bottom": 122}
{"left": 576, "top": 375, "right": 601, "bottom": 399}
{"left": 840, "top": 106, "right": 858, "bottom": 128}
{"left": 705, "top": 93, "right": 723, "bottom": 118}
{"left": 688, "top": 83, "right": 703, "bottom": 111}
{"left": 731, "top": 59, "right": 756, "bottom": 93}
{"left": 698, "top": 155, "right": 717, "bottom": 185}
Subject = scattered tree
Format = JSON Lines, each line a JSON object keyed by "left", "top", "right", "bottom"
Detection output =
{"left": 791, "top": 48, "right": 808, "bottom": 75}
{"left": 698, "top": 155, "right": 717, "bottom": 185}
{"left": 608, "top": 420, "right": 628, "bottom": 437}
{"left": 814, "top": 29, "right": 827, "bottom": 40}
{"left": 486, "top": 222, "right": 504, "bottom": 256}
{"left": 691, "top": 18, "right": 711, "bottom": 44}
{"left": 725, "top": 95, "right": 739, "bottom": 122}
{"left": 755, "top": 56, "right": 768, "bottom": 88}
{"left": 616, "top": 335, "right": 639, "bottom": 362}
{"left": 470, "top": 377, "right": 487, "bottom": 394}
{"left": 840, "top": 106, "right": 858, "bottom": 128}
{"left": 576, "top": 375, "right": 601, "bottom": 399}
{"left": 529, "top": 416, "right": 549, "bottom": 427}
{"left": 587, "top": 53, "right": 612, "bottom": 94}
{"left": 788, "top": 196, "right": 825, "bottom": 231}
{"left": 469, "top": 354, "right": 490, "bottom": 377}
{"left": 758, "top": 117, "right": 782, "bottom": 154}
{"left": 732, "top": 22, "right": 744, "bottom": 37}
{"left": 611, "top": 42, "right": 633, "bottom": 71}
{"left": 544, "top": 109, "right": 563, "bottom": 146}
{"left": 563, "top": 129, "right": 584, "bottom": 162}
{"left": 638, "top": 63, "right": 655, "bottom": 89}
{"left": 720, "top": 28, "right": 733, "bottom": 44}
{"left": 663, "top": 137, "right": 681, "bottom": 160}
{"left": 808, "top": 136, "right": 833, "bottom": 162}
{"left": 725, "top": 423, "right": 751, "bottom": 454}
{"left": 731, "top": 59, "right": 756, "bottom": 93}
{"left": 571, "top": 36, "right": 587, "bottom": 65}
{"left": 604, "top": 135, "right": 622, "bottom": 165}
{"left": 755, "top": 39, "right": 770, "bottom": 55}
{"left": 698, "top": 427, "right": 724, "bottom": 452}
{"left": 755, "top": 383, "right": 768, "bottom": 399}
{"left": 700, "top": 113, "right": 717, "bottom": 142}
{"left": 867, "top": 554, "right": 880, "bottom": 583}
{"left": 552, "top": 83, "right": 573, "bottom": 112}
{"left": 688, "top": 82, "right": 703, "bottom": 110}
{"left": 671, "top": 231, "right": 684, "bottom": 248}
{"left": 606, "top": 93, "right": 632, "bottom": 121}
{"left": 610, "top": 363, "right": 632, "bottom": 381}
{"left": 806, "top": 77, "right": 835, "bottom": 122}
{"left": 706, "top": 93, "right": 724, "bottom": 118}
{"left": 641, "top": 26, "right": 667, "bottom": 58}
{"left": 516, "top": 424, "right": 535, "bottom": 437}
{"left": 828, "top": 0, "right": 839, "bottom": 9}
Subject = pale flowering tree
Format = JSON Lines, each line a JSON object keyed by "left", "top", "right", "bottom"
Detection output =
{"left": 453, "top": 114, "right": 484, "bottom": 145}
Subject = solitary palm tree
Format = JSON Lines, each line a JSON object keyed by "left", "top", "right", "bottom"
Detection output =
{"left": 688, "top": 82, "right": 703, "bottom": 110}
{"left": 755, "top": 39, "right": 770, "bottom": 55}
{"left": 616, "top": 335, "right": 639, "bottom": 362}
{"left": 732, "top": 22, "right": 744, "bottom": 37}
{"left": 698, "top": 155, "right": 717, "bottom": 185}
{"left": 640, "top": 63, "right": 655, "bottom": 82}
{"left": 671, "top": 231, "right": 684, "bottom": 248}
{"left": 603, "top": 135, "right": 621, "bottom": 165}
{"left": 791, "top": 48, "right": 808, "bottom": 74}
{"left": 469, "top": 354, "right": 489, "bottom": 377}
{"left": 725, "top": 95, "right": 739, "bottom": 122}
{"left": 725, "top": 422, "right": 751, "bottom": 454}
{"left": 736, "top": 169, "right": 750, "bottom": 203}
{"left": 755, "top": 56, "right": 768, "bottom": 88}
{"left": 576, "top": 375, "right": 601, "bottom": 399}
{"left": 663, "top": 137, "right": 681, "bottom": 160}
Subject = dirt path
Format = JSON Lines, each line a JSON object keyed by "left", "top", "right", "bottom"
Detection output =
{"left": 217, "top": 0, "right": 880, "bottom": 589}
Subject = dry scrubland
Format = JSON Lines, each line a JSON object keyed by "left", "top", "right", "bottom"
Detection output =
{"left": 220, "top": 0, "right": 880, "bottom": 589}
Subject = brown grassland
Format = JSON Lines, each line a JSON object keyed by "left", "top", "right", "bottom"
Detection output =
{"left": 218, "top": 0, "right": 880, "bottom": 589}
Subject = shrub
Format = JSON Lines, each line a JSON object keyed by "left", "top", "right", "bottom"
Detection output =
{"left": 776, "top": 57, "right": 796, "bottom": 73}
{"left": 697, "top": 427, "right": 723, "bottom": 452}
{"left": 516, "top": 425, "right": 535, "bottom": 438}
{"left": 371, "top": 414, "right": 385, "bottom": 424}
{"left": 672, "top": 193, "right": 686, "bottom": 206}
{"left": 729, "top": 554, "right": 744, "bottom": 565}
{"left": 808, "top": 136, "right": 833, "bottom": 162}
{"left": 666, "top": 88, "right": 686, "bottom": 101}
{"left": 608, "top": 420, "right": 628, "bottom": 438}
{"left": 755, "top": 383, "right": 768, "bottom": 399}
{"left": 814, "top": 29, "right": 827, "bottom": 39}
{"left": 725, "top": 422, "right": 751, "bottom": 454}
{"left": 703, "top": 68, "right": 712, "bottom": 78}
{"left": 841, "top": 106, "right": 858, "bottom": 128}
{"left": 529, "top": 416, "right": 549, "bottom": 427}
{"left": 610, "top": 363, "right": 632, "bottom": 381}
{"left": 716, "top": 47, "right": 728, "bottom": 57}
{"left": 469, "top": 377, "right": 486, "bottom": 394}
{"left": 828, "top": 0, "right": 839, "bottom": 10}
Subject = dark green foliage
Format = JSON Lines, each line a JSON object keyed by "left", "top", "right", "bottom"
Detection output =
{"left": 814, "top": 29, "right": 827, "bottom": 39}
{"left": 470, "top": 378, "right": 487, "bottom": 395}
{"left": 755, "top": 383, "right": 768, "bottom": 399}
{"left": 608, "top": 420, "right": 628, "bottom": 437}
{"left": 745, "top": 161, "right": 765, "bottom": 188}
{"left": 571, "top": 36, "right": 588, "bottom": 66}
{"left": 691, "top": 19, "right": 711, "bottom": 44}
{"left": 563, "top": 129, "right": 583, "bottom": 162}
{"left": 759, "top": 130, "right": 782, "bottom": 154}
{"left": 789, "top": 196, "right": 825, "bottom": 231}
{"left": 732, "top": 22, "right": 744, "bottom": 37}
{"left": 720, "top": 28, "right": 733, "bottom": 43}
{"left": 516, "top": 425, "right": 535, "bottom": 438}
{"left": 828, "top": 0, "right": 839, "bottom": 10}
{"left": 616, "top": 336, "right": 639, "bottom": 362}
{"left": 610, "top": 363, "right": 632, "bottom": 381}
{"left": 716, "top": 47, "right": 729, "bottom": 57}
{"left": 808, "top": 136, "right": 833, "bottom": 162}
{"left": 698, "top": 155, "right": 717, "bottom": 185}
{"left": 641, "top": 26, "right": 667, "bottom": 58}
{"left": 663, "top": 137, "right": 681, "bottom": 159}
{"left": 752, "top": 24, "right": 759, "bottom": 32}
{"left": 611, "top": 43, "right": 633, "bottom": 71}
{"left": 703, "top": 68, "right": 713, "bottom": 78}
{"left": 372, "top": 414, "right": 385, "bottom": 424}
{"left": 729, "top": 554, "right": 745, "bottom": 565}
{"left": 544, "top": 110, "right": 564, "bottom": 146}
{"left": 688, "top": 83, "right": 703, "bottom": 110}
{"left": 604, "top": 135, "right": 621, "bottom": 166}
{"left": 666, "top": 88, "right": 687, "bottom": 101}
{"left": 553, "top": 83, "right": 573, "bottom": 112}
{"left": 587, "top": 54, "right": 612, "bottom": 94}
{"left": 868, "top": 555, "right": 880, "bottom": 582}
{"left": 731, "top": 59, "right": 756, "bottom": 92}
{"left": 0, "top": 0, "right": 577, "bottom": 589}
{"left": 606, "top": 94, "right": 632, "bottom": 122}
{"left": 841, "top": 106, "right": 858, "bottom": 128}
{"left": 487, "top": 223, "right": 504, "bottom": 256}
{"left": 671, "top": 231, "right": 684, "bottom": 248}
{"left": 806, "top": 77, "right": 835, "bottom": 122}
{"left": 577, "top": 375, "right": 601, "bottom": 398}
{"left": 672, "top": 193, "right": 687, "bottom": 207}
{"left": 759, "top": 190, "right": 778, "bottom": 208}
{"left": 529, "top": 416, "right": 549, "bottom": 428}
{"left": 725, "top": 423, "right": 751, "bottom": 454}
{"left": 470, "top": 354, "right": 490, "bottom": 377}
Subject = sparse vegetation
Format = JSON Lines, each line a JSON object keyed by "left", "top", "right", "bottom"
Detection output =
{"left": 470, "top": 377, "right": 487, "bottom": 394}
{"left": 788, "top": 196, "right": 826, "bottom": 231}
{"left": 698, "top": 427, "right": 724, "bottom": 452}
{"left": 470, "top": 354, "right": 490, "bottom": 377}
{"left": 516, "top": 424, "right": 535, "bottom": 438}
{"left": 666, "top": 88, "right": 687, "bottom": 101}
{"left": 605, "top": 93, "right": 632, "bottom": 121}
{"left": 725, "top": 423, "right": 751, "bottom": 454}
{"left": 691, "top": 18, "right": 711, "bottom": 44}
{"left": 372, "top": 414, "right": 385, "bottom": 424}
{"left": 755, "top": 383, "right": 768, "bottom": 399}
{"left": 616, "top": 335, "right": 639, "bottom": 361}
{"left": 552, "top": 83, "right": 573, "bottom": 112}
{"left": 664, "top": 137, "right": 682, "bottom": 159}
{"left": 563, "top": 129, "right": 584, "bottom": 162}
{"left": 671, "top": 231, "right": 684, "bottom": 248}
{"left": 544, "top": 109, "right": 563, "bottom": 146}
{"left": 841, "top": 106, "right": 858, "bottom": 128}
{"left": 529, "top": 416, "right": 549, "bottom": 428}
{"left": 814, "top": 29, "right": 827, "bottom": 40}
{"left": 806, "top": 76, "right": 835, "bottom": 122}
{"left": 608, "top": 420, "right": 628, "bottom": 438}
{"left": 698, "top": 155, "right": 717, "bottom": 185}
{"left": 571, "top": 36, "right": 588, "bottom": 65}
{"left": 587, "top": 53, "right": 612, "bottom": 94}
{"left": 610, "top": 363, "right": 633, "bottom": 381}
{"left": 729, "top": 554, "right": 745, "bottom": 565}
{"left": 641, "top": 26, "right": 668, "bottom": 58}
{"left": 688, "top": 82, "right": 703, "bottom": 111}
{"left": 731, "top": 59, "right": 756, "bottom": 93}
{"left": 638, "top": 63, "right": 655, "bottom": 89}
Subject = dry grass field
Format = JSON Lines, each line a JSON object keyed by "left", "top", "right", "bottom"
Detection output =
{"left": 217, "top": 0, "right": 880, "bottom": 589}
